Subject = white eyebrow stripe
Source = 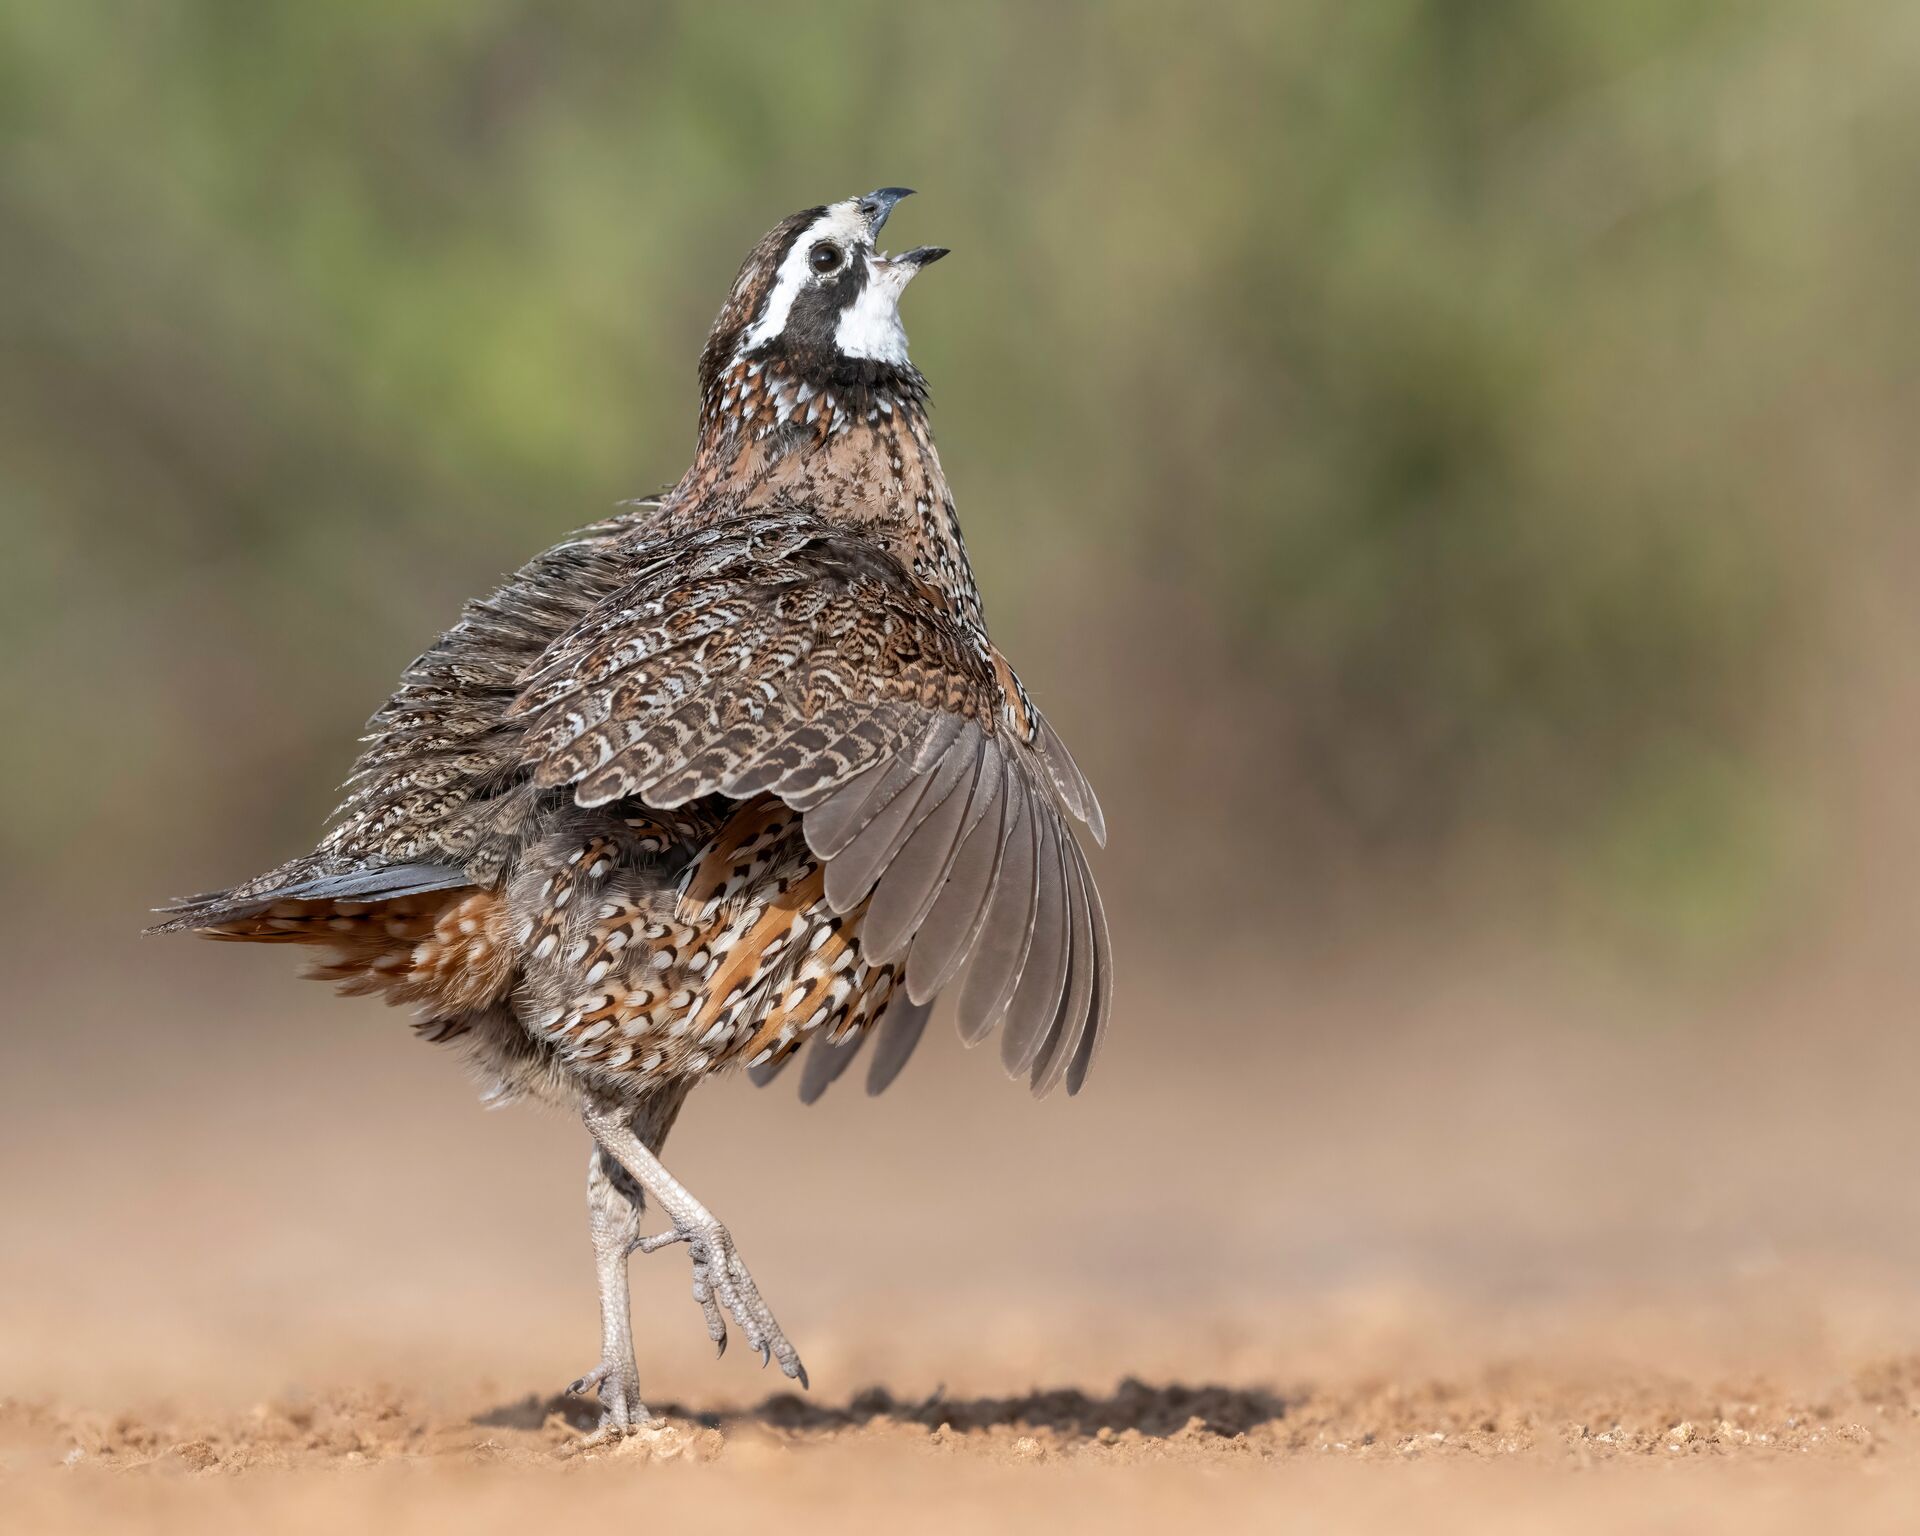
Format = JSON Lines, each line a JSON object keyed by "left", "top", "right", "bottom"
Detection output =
{"left": 740, "top": 233, "right": 816, "bottom": 351}
{"left": 738, "top": 202, "right": 874, "bottom": 353}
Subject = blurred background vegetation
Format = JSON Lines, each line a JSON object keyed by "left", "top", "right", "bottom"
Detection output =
{"left": 4, "top": 0, "right": 1915, "bottom": 978}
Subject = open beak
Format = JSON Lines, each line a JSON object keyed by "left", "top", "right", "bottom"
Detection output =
{"left": 856, "top": 187, "right": 950, "bottom": 269}
{"left": 857, "top": 188, "right": 949, "bottom": 288}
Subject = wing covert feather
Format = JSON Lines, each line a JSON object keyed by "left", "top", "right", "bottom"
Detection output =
{"left": 513, "top": 510, "right": 1110, "bottom": 1091}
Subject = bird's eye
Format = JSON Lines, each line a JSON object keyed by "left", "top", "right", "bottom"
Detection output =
{"left": 809, "top": 242, "right": 843, "bottom": 274}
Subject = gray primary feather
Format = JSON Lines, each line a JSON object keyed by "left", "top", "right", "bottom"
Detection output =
{"left": 865, "top": 998, "right": 932, "bottom": 1096}
{"left": 904, "top": 756, "right": 1010, "bottom": 1004}
{"left": 956, "top": 780, "right": 1040, "bottom": 1046}
{"left": 806, "top": 756, "right": 914, "bottom": 858}
{"left": 1065, "top": 853, "right": 1115, "bottom": 1095}
{"left": 1030, "top": 837, "right": 1097, "bottom": 1095}
{"left": 860, "top": 735, "right": 981, "bottom": 962}
{"left": 999, "top": 810, "right": 1073, "bottom": 1075}
{"left": 798, "top": 1025, "right": 868, "bottom": 1105}
{"left": 823, "top": 766, "right": 941, "bottom": 914}
{"left": 826, "top": 736, "right": 974, "bottom": 917}
{"left": 1033, "top": 711, "right": 1106, "bottom": 848}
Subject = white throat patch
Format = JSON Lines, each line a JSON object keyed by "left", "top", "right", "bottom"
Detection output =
{"left": 834, "top": 258, "right": 913, "bottom": 365}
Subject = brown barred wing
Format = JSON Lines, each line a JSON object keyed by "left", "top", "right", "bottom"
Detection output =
{"left": 152, "top": 507, "right": 662, "bottom": 936}
{"left": 511, "top": 513, "right": 1111, "bottom": 1096}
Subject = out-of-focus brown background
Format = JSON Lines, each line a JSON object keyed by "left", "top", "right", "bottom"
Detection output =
{"left": 6, "top": 1, "right": 1920, "bottom": 1524}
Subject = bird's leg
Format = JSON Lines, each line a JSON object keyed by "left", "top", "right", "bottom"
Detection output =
{"left": 568, "top": 1088, "right": 688, "bottom": 1440}
{"left": 569, "top": 1144, "right": 650, "bottom": 1437}
{"left": 582, "top": 1101, "right": 809, "bottom": 1389}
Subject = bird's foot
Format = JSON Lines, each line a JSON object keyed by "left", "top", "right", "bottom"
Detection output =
{"left": 569, "top": 1353, "right": 652, "bottom": 1440}
{"left": 640, "top": 1219, "right": 809, "bottom": 1389}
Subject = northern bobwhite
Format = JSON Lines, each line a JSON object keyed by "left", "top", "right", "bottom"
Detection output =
{"left": 155, "top": 189, "right": 1109, "bottom": 1434}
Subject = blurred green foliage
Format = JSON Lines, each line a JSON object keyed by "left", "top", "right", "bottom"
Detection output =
{"left": 3, "top": 1, "right": 1912, "bottom": 960}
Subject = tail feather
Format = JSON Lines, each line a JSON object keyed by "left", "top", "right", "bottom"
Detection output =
{"left": 149, "top": 859, "right": 471, "bottom": 935}
{"left": 151, "top": 870, "right": 514, "bottom": 1020}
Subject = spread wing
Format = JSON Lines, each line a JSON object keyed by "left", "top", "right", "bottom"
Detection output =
{"left": 510, "top": 510, "right": 1111, "bottom": 1094}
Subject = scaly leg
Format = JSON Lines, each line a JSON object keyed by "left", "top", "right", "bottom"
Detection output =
{"left": 569, "top": 1146, "right": 649, "bottom": 1435}
{"left": 570, "top": 1089, "right": 687, "bottom": 1437}
{"left": 583, "top": 1100, "right": 809, "bottom": 1390}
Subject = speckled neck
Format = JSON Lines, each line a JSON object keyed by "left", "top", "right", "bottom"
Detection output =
{"left": 665, "top": 352, "right": 986, "bottom": 640}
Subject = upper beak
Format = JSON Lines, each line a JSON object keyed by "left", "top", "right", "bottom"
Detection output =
{"left": 857, "top": 186, "right": 915, "bottom": 236}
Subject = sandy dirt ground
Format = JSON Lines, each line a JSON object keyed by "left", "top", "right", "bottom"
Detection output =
{"left": 10, "top": 1354, "right": 1920, "bottom": 1534}
{"left": 8, "top": 930, "right": 1920, "bottom": 1529}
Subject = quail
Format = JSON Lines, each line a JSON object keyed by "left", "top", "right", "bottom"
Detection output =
{"left": 155, "top": 189, "right": 1110, "bottom": 1436}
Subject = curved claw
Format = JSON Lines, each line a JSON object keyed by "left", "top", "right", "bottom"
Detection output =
{"left": 568, "top": 1365, "right": 607, "bottom": 1396}
{"left": 658, "top": 1219, "right": 811, "bottom": 1390}
{"left": 568, "top": 1355, "right": 650, "bottom": 1437}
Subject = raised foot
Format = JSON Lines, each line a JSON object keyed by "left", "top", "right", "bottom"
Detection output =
{"left": 640, "top": 1220, "right": 809, "bottom": 1389}
{"left": 569, "top": 1355, "right": 653, "bottom": 1440}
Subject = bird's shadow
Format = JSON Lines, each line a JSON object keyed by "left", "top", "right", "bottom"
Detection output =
{"left": 476, "top": 1376, "right": 1290, "bottom": 1441}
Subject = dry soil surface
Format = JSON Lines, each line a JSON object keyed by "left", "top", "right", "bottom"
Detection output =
{"left": 10, "top": 1333, "right": 1920, "bottom": 1532}
{"left": 10, "top": 948, "right": 1920, "bottom": 1528}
